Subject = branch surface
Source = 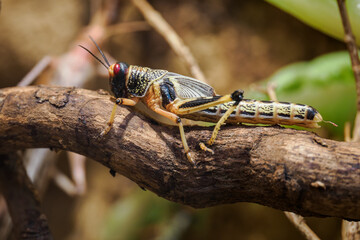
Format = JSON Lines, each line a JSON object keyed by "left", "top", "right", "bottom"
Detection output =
{"left": 0, "top": 86, "right": 360, "bottom": 220}
{"left": 0, "top": 153, "right": 51, "bottom": 239}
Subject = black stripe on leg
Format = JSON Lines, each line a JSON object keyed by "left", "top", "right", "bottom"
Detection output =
{"left": 179, "top": 96, "right": 221, "bottom": 109}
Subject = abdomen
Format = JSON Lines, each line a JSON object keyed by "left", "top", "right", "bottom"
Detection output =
{"left": 183, "top": 99, "right": 323, "bottom": 128}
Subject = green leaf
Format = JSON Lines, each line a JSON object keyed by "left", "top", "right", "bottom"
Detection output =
{"left": 266, "top": 0, "right": 360, "bottom": 45}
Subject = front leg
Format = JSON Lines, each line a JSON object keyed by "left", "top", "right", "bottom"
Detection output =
{"left": 100, "top": 97, "right": 139, "bottom": 136}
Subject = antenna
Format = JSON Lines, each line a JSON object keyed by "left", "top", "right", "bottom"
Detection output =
{"left": 78, "top": 36, "right": 112, "bottom": 69}
{"left": 88, "top": 36, "right": 111, "bottom": 67}
{"left": 78, "top": 45, "right": 109, "bottom": 69}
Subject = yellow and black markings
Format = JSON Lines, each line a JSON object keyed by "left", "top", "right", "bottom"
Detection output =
{"left": 80, "top": 37, "right": 334, "bottom": 165}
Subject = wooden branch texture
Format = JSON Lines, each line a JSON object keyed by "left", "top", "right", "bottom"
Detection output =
{"left": 0, "top": 86, "right": 360, "bottom": 220}
{"left": 0, "top": 153, "right": 51, "bottom": 239}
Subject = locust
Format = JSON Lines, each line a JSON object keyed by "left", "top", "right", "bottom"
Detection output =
{"left": 80, "top": 37, "right": 334, "bottom": 164}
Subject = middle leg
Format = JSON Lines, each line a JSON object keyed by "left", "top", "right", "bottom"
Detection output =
{"left": 152, "top": 107, "right": 195, "bottom": 165}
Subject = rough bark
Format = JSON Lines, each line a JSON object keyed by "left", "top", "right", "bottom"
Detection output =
{"left": 0, "top": 153, "right": 51, "bottom": 239}
{"left": 0, "top": 86, "right": 359, "bottom": 220}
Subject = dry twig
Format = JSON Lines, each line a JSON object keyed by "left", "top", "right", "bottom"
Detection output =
{"left": 342, "top": 221, "right": 360, "bottom": 240}
{"left": 0, "top": 153, "right": 51, "bottom": 239}
{"left": 337, "top": 0, "right": 360, "bottom": 238}
{"left": 337, "top": 0, "right": 360, "bottom": 107}
{"left": 131, "top": 0, "right": 208, "bottom": 84}
{"left": 17, "top": 56, "right": 53, "bottom": 87}
{"left": 1, "top": 86, "right": 360, "bottom": 220}
{"left": 106, "top": 21, "right": 150, "bottom": 37}
{"left": 284, "top": 212, "right": 320, "bottom": 240}
{"left": 68, "top": 152, "right": 87, "bottom": 195}
{"left": 337, "top": 0, "right": 360, "bottom": 142}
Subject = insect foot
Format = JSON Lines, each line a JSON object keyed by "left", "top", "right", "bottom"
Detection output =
{"left": 99, "top": 125, "right": 111, "bottom": 137}
{"left": 199, "top": 142, "right": 214, "bottom": 154}
{"left": 186, "top": 152, "right": 196, "bottom": 165}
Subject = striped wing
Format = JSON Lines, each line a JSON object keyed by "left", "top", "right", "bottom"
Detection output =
{"left": 165, "top": 72, "right": 215, "bottom": 99}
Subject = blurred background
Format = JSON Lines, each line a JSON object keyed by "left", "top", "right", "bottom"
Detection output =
{"left": 0, "top": 0, "right": 357, "bottom": 239}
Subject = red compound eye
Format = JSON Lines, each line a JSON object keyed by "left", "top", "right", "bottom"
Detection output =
{"left": 113, "top": 63, "right": 121, "bottom": 75}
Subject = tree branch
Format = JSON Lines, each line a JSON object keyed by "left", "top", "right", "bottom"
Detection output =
{"left": 336, "top": 0, "right": 360, "bottom": 237}
{"left": 337, "top": 0, "right": 360, "bottom": 111}
{"left": 0, "top": 86, "right": 360, "bottom": 220}
{"left": 284, "top": 212, "right": 320, "bottom": 240}
{"left": 0, "top": 153, "right": 51, "bottom": 239}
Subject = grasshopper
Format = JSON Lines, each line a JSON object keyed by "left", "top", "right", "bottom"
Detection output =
{"left": 80, "top": 37, "right": 332, "bottom": 164}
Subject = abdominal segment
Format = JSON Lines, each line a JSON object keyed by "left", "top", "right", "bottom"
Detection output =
{"left": 182, "top": 99, "right": 323, "bottom": 128}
